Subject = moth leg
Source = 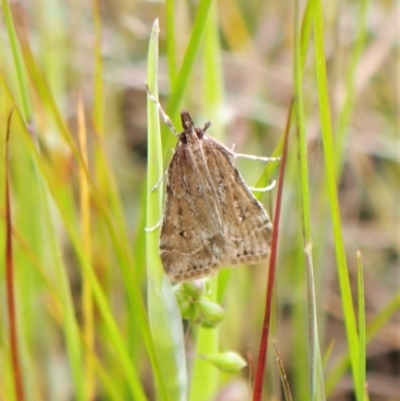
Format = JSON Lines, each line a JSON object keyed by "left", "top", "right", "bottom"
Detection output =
{"left": 151, "top": 169, "right": 168, "bottom": 193}
{"left": 145, "top": 82, "right": 178, "bottom": 137}
{"left": 248, "top": 180, "right": 276, "bottom": 192}
{"left": 233, "top": 152, "right": 281, "bottom": 162}
{"left": 145, "top": 218, "right": 163, "bottom": 232}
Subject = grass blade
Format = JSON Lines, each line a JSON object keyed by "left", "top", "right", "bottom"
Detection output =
{"left": 294, "top": 1, "right": 325, "bottom": 399}
{"left": 146, "top": 19, "right": 187, "bottom": 401}
{"left": 252, "top": 101, "right": 293, "bottom": 401}
{"left": 4, "top": 108, "right": 26, "bottom": 401}
{"left": 313, "top": 1, "right": 360, "bottom": 397}
{"left": 357, "top": 251, "right": 367, "bottom": 401}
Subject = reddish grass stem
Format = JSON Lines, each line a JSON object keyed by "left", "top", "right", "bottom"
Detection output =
{"left": 5, "top": 108, "right": 25, "bottom": 401}
{"left": 252, "top": 100, "right": 293, "bottom": 401}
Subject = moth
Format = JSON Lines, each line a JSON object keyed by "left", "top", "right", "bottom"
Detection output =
{"left": 147, "top": 86, "right": 278, "bottom": 282}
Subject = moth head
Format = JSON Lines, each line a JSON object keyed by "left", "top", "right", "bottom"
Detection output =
{"left": 180, "top": 111, "right": 212, "bottom": 144}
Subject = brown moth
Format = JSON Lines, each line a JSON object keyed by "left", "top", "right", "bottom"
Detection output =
{"left": 156, "top": 109, "right": 274, "bottom": 282}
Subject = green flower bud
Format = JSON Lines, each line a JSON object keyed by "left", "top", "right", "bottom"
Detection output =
{"left": 197, "top": 298, "right": 225, "bottom": 327}
{"left": 203, "top": 351, "right": 247, "bottom": 373}
{"left": 181, "top": 279, "right": 207, "bottom": 299}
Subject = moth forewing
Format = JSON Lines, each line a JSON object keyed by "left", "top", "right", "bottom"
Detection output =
{"left": 190, "top": 136, "right": 225, "bottom": 233}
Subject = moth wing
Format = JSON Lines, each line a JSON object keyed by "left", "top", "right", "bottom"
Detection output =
{"left": 159, "top": 146, "right": 227, "bottom": 282}
{"left": 202, "top": 138, "right": 273, "bottom": 266}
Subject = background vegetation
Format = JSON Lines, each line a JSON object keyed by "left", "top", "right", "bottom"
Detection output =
{"left": 0, "top": 0, "right": 398, "bottom": 400}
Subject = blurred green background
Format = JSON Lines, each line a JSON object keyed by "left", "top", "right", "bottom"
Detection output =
{"left": 0, "top": 0, "right": 398, "bottom": 400}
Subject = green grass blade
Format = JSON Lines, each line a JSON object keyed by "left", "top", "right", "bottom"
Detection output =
{"left": 256, "top": 0, "right": 317, "bottom": 193}
{"left": 305, "top": 247, "right": 326, "bottom": 401}
{"left": 325, "top": 292, "right": 400, "bottom": 395}
{"left": 46, "top": 179, "right": 147, "bottom": 401}
{"left": 0, "top": 7, "right": 87, "bottom": 393}
{"left": 300, "top": 0, "right": 318, "bottom": 66}
{"left": 1, "top": 0, "right": 32, "bottom": 121}
{"left": 11, "top": 110, "right": 86, "bottom": 401}
{"left": 335, "top": 0, "right": 370, "bottom": 161}
{"left": 294, "top": 0, "right": 312, "bottom": 244}
{"left": 357, "top": 252, "right": 366, "bottom": 401}
{"left": 12, "top": 103, "right": 148, "bottom": 400}
{"left": 313, "top": 1, "right": 360, "bottom": 398}
{"left": 146, "top": 19, "right": 187, "bottom": 401}
{"left": 294, "top": 1, "right": 325, "bottom": 399}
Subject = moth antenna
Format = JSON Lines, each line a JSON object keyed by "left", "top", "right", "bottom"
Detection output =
{"left": 145, "top": 82, "right": 179, "bottom": 137}
{"left": 203, "top": 121, "right": 211, "bottom": 132}
{"left": 248, "top": 180, "right": 276, "bottom": 192}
